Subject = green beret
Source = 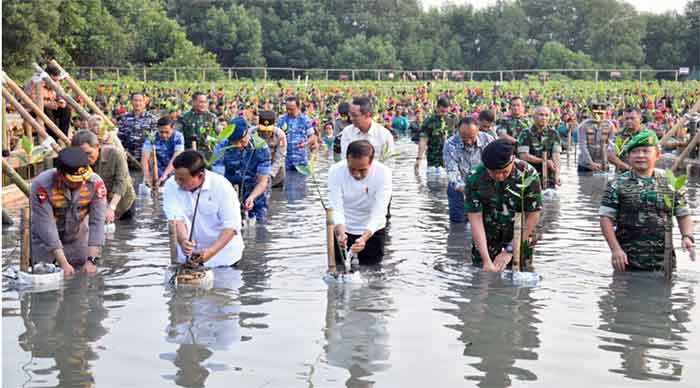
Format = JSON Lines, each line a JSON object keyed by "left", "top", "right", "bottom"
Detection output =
{"left": 623, "top": 130, "right": 659, "bottom": 154}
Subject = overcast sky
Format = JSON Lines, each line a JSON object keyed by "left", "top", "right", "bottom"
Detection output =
{"left": 421, "top": 0, "right": 689, "bottom": 14}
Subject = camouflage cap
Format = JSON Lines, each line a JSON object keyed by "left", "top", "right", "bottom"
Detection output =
{"left": 623, "top": 130, "right": 659, "bottom": 154}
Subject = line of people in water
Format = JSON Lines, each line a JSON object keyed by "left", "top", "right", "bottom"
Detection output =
{"left": 26, "top": 90, "right": 698, "bottom": 278}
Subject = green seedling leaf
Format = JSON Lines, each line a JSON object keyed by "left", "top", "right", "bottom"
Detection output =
{"left": 207, "top": 145, "right": 234, "bottom": 167}
{"left": 295, "top": 164, "right": 311, "bottom": 176}
{"left": 673, "top": 175, "right": 687, "bottom": 192}
{"left": 663, "top": 194, "right": 673, "bottom": 210}
{"left": 506, "top": 188, "right": 522, "bottom": 198}
{"left": 16, "top": 154, "right": 29, "bottom": 165}
{"left": 217, "top": 124, "right": 235, "bottom": 142}
{"left": 20, "top": 136, "right": 33, "bottom": 156}
{"left": 666, "top": 169, "right": 677, "bottom": 188}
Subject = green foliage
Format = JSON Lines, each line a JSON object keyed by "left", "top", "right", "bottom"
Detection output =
{"left": 16, "top": 136, "right": 52, "bottom": 165}
{"left": 537, "top": 41, "right": 596, "bottom": 70}
{"left": 664, "top": 169, "right": 687, "bottom": 218}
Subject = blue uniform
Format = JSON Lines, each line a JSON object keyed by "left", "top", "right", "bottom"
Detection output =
{"left": 213, "top": 134, "right": 272, "bottom": 221}
{"left": 278, "top": 113, "right": 314, "bottom": 170}
{"left": 142, "top": 131, "right": 185, "bottom": 177}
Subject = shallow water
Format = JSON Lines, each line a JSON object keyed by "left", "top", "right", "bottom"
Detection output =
{"left": 3, "top": 140, "right": 700, "bottom": 388}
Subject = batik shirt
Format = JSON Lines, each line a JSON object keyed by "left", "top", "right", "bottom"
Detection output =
{"left": 117, "top": 111, "right": 157, "bottom": 159}
{"left": 443, "top": 132, "right": 494, "bottom": 190}
{"left": 278, "top": 113, "right": 314, "bottom": 169}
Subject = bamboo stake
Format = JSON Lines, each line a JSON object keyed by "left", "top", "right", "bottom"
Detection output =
{"left": 48, "top": 60, "right": 113, "bottom": 127}
{"left": 664, "top": 218, "right": 673, "bottom": 281}
{"left": 567, "top": 129, "right": 572, "bottom": 163}
{"left": 1, "top": 83, "right": 8, "bottom": 152}
{"left": 2, "top": 88, "right": 62, "bottom": 154}
{"left": 151, "top": 142, "right": 159, "bottom": 196}
{"left": 31, "top": 63, "right": 89, "bottom": 119}
{"left": 542, "top": 151, "right": 548, "bottom": 189}
{"left": 20, "top": 207, "right": 31, "bottom": 272}
{"left": 2, "top": 74, "right": 70, "bottom": 144}
{"left": 168, "top": 220, "right": 179, "bottom": 265}
{"left": 671, "top": 132, "right": 700, "bottom": 171}
{"left": 660, "top": 99, "right": 700, "bottom": 147}
{"left": 512, "top": 213, "right": 522, "bottom": 272}
{"left": 326, "top": 208, "right": 337, "bottom": 275}
{"left": 2, "top": 158, "right": 30, "bottom": 196}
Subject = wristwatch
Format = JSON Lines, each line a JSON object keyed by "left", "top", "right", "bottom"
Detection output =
{"left": 87, "top": 256, "right": 100, "bottom": 265}
{"left": 503, "top": 243, "right": 513, "bottom": 253}
{"left": 109, "top": 203, "right": 117, "bottom": 211}
{"left": 682, "top": 235, "right": 695, "bottom": 243}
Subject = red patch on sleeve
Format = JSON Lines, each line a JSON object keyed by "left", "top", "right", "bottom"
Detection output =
{"left": 95, "top": 181, "right": 107, "bottom": 199}
{"left": 36, "top": 186, "right": 48, "bottom": 203}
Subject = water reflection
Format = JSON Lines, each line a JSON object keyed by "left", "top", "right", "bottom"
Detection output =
{"left": 18, "top": 277, "right": 108, "bottom": 388}
{"left": 597, "top": 274, "right": 695, "bottom": 381}
{"left": 160, "top": 268, "right": 243, "bottom": 388}
{"left": 440, "top": 271, "right": 541, "bottom": 387}
{"left": 323, "top": 281, "right": 393, "bottom": 387}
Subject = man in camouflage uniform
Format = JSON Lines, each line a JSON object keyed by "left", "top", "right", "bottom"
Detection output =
{"left": 497, "top": 96, "right": 531, "bottom": 144}
{"left": 465, "top": 139, "right": 543, "bottom": 272}
{"left": 117, "top": 92, "right": 156, "bottom": 160}
{"left": 175, "top": 91, "right": 217, "bottom": 153}
{"left": 252, "top": 110, "right": 287, "bottom": 187}
{"left": 517, "top": 106, "right": 562, "bottom": 189}
{"left": 607, "top": 107, "right": 644, "bottom": 172}
{"left": 416, "top": 96, "right": 452, "bottom": 170}
{"left": 213, "top": 118, "right": 272, "bottom": 222}
{"left": 600, "top": 131, "right": 695, "bottom": 272}
{"left": 31, "top": 147, "right": 106, "bottom": 277}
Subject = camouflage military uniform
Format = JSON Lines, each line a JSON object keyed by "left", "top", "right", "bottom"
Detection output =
{"left": 419, "top": 113, "right": 452, "bottom": 168}
{"left": 496, "top": 116, "right": 532, "bottom": 139}
{"left": 599, "top": 168, "right": 689, "bottom": 270}
{"left": 517, "top": 125, "right": 561, "bottom": 189}
{"left": 213, "top": 134, "right": 272, "bottom": 221}
{"left": 175, "top": 109, "right": 217, "bottom": 152}
{"left": 464, "top": 160, "right": 543, "bottom": 269}
{"left": 31, "top": 169, "right": 107, "bottom": 266}
{"left": 117, "top": 111, "right": 157, "bottom": 160}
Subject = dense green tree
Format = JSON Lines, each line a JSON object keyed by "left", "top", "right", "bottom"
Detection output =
{"left": 537, "top": 41, "right": 596, "bottom": 69}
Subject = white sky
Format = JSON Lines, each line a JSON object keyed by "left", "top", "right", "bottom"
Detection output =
{"left": 422, "top": 0, "right": 689, "bottom": 14}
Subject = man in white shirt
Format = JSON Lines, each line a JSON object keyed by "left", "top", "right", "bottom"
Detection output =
{"left": 328, "top": 140, "right": 392, "bottom": 266}
{"left": 163, "top": 150, "right": 244, "bottom": 267}
{"left": 339, "top": 96, "right": 395, "bottom": 160}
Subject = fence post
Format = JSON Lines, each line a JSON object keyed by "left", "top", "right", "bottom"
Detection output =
{"left": 325, "top": 70, "right": 329, "bottom": 81}
{"left": 675, "top": 71, "right": 679, "bottom": 82}
{"left": 228, "top": 68, "right": 232, "bottom": 81}
{"left": 202, "top": 68, "right": 206, "bottom": 81}
{"left": 264, "top": 68, "right": 268, "bottom": 81}
{"left": 173, "top": 68, "right": 177, "bottom": 82}
{"left": 291, "top": 69, "right": 296, "bottom": 80}
{"left": 351, "top": 70, "right": 355, "bottom": 81}
{"left": 89, "top": 68, "right": 94, "bottom": 81}
{"left": 143, "top": 66, "right": 147, "bottom": 82}
{"left": 639, "top": 70, "right": 643, "bottom": 82}
{"left": 499, "top": 71, "right": 503, "bottom": 82}
{"left": 377, "top": 71, "right": 381, "bottom": 81}
{"left": 470, "top": 72, "right": 474, "bottom": 81}
{"left": 116, "top": 68, "right": 120, "bottom": 80}
{"left": 595, "top": 70, "right": 599, "bottom": 82}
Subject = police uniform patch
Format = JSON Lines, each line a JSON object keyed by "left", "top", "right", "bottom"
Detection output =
{"left": 36, "top": 186, "right": 48, "bottom": 203}
{"left": 96, "top": 181, "right": 107, "bottom": 199}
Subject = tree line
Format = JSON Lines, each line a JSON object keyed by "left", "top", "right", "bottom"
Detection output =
{"left": 3, "top": 0, "right": 699, "bottom": 76}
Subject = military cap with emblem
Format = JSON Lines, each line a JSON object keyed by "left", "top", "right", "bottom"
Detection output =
{"left": 623, "top": 130, "right": 659, "bottom": 154}
{"left": 56, "top": 147, "right": 93, "bottom": 183}
{"left": 258, "top": 110, "right": 276, "bottom": 130}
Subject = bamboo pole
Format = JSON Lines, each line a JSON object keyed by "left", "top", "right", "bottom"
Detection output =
{"left": 326, "top": 208, "right": 337, "bottom": 275}
{"left": 542, "top": 151, "right": 548, "bottom": 189}
{"left": 660, "top": 99, "right": 700, "bottom": 147}
{"left": 151, "top": 141, "right": 159, "bottom": 196}
{"left": 567, "top": 129, "right": 572, "bottom": 163}
{"left": 512, "top": 213, "right": 522, "bottom": 272}
{"left": 2, "top": 74, "right": 70, "bottom": 144}
{"left": 20, "top": 207, "right": 31, "bottom": 272}
{"left": 48, "top": 60, "right": 113, "bottom": 127}
{"left": 31, "top": 63, "right": 89, "bottom": 119}
{"left": 2, "top": 158, "right": 31, "bottom": 196}
{"left": 671, "top": 132, "right": 700, "bottom": 171}
{"left": 168, "top": 220, "right": 179, "bottom": 265}
{"left": 664, "top": 218, "right": 673, "bottom": 281}
{"left": 2, "top": 88, "right": 62, "bottom": 154}
{"left": 1, "top": 83, "right": 8, "bottom": 152}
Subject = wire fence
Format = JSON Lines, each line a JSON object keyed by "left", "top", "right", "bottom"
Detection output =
{"left": 63, "top": 66, "right": 688, "bottom": 83}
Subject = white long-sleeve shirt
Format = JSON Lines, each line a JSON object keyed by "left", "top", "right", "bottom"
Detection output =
{"left": 163, "top": 170, "right": 244, "bottom": 267}
{"left": 327, "top": 160, "right": 392, "bottom": 235}
{"left": 339, "top": 121, "right": 395, "bottom": 160}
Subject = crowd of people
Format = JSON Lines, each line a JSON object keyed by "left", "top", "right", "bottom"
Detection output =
{"left": 19, "top": 68, "right": 700, "bottom": 279}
